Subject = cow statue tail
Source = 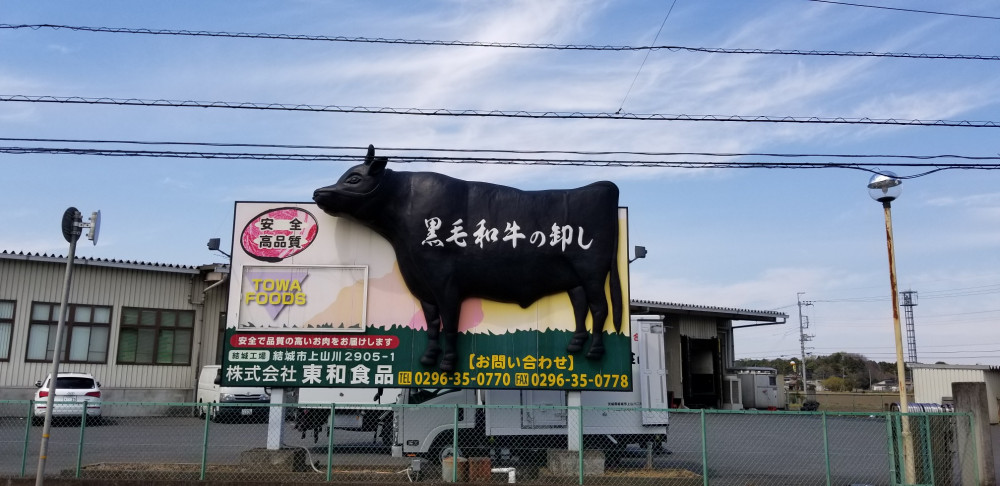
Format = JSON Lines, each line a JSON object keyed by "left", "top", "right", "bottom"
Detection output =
{"left": 610, "top": 215, "right": 623, "bottom": 333}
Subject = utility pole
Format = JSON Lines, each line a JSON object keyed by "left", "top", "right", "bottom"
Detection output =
{"left": 797, "top": 292, "right": 814, "bottom": 396}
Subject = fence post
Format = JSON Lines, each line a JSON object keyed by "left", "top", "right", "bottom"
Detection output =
{"left": 952, "top": 382, "right": 993, "bottom": 486}
{"left": 21, "top": 401, "right": 32, "bottom": 478}
{"left": 75, "top": 404, "right": 87, "bottom": 477}
{"left": 200, "top": 402, "right": 211, "bottom": 480}
{"left": 700, "top": 409, "right": 709, "bottom": 486}
{"left": 822, "top": 411, "right": 831, "bottom": 486}
{"left": 885, "top": 411, "right": 898, "bottom": 485}
{"left": 578, "top": 403, "right": 584, "bottom": 486}
{"left": 326, "top": 403, "right": 335, "bottom": 482}
{"left": 921, "top": 414, "right": 934, "bottom": 484}
{"left": 970, "top": 413, "right": 982, "bottom": 486}
{"left": 452, "top": 404, "right": 459, "bottom": 481}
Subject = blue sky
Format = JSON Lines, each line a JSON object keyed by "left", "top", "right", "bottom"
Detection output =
{"left": 2, "top": 1, "right": 999, "bottom": 365}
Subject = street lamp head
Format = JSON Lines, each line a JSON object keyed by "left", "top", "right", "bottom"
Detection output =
{"left": 628, "top": 245, "right": 647, "bottom": 264}
{"left": 867, "top": 171, "right": 902, "bottom": 203}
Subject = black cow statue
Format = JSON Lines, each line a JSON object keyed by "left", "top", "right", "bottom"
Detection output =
{"left": 313, "top": 145, "right": 623, "bottom": 372}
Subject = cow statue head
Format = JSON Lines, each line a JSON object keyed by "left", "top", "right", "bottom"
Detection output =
{"left": 313, "top": 144, "right": 389, "bottom": 222}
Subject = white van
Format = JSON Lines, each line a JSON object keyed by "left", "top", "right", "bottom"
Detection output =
{"left": 196, "top": 365, "right": 270, "bottom": 422}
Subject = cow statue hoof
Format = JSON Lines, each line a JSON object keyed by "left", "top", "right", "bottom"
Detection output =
{"left": 420, "top": 347, "right": 442, "bottom": 367}
{"left": 585, "top": 345, "right": 605, "bottom": 361}
{"left": 439, "top": 354, "right": 457, "bottom": 372}
{"left": 566, "top": 332, "right": 589, "bottom": 354}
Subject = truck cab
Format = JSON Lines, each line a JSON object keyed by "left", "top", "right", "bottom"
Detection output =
{"left": 391, "top": 316, "right": 669, "bottom": 463}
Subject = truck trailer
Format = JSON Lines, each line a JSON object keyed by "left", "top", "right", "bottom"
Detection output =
{"left": 390, "top": 316, "right": 669, "bottom": 465}
{"left": 294, "top": 386, "right": 402, "bottom": 443}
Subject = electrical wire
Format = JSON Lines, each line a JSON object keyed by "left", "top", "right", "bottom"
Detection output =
{"left": 4, "top": 145, "right": 1000, "bottom": 179}
{"left": 807, "top": 0, "right": 1000, "bottom": 21}
{"left": 4, "top": 94, "right": 1000, "bottom": 128}
{"left": 617, "top": 0, "right": 677, "bottom": 113}
{"left": 3, "top": 23, "right": 998, "bottom": 61}
{"left": 7, "top": 137, "right": 1000, "bottom": 161}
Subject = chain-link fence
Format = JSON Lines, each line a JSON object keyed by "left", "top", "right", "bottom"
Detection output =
{"left": 0, "top": 399, "right": 982, "bottom": 485}
{"left": 786, "top": 391, "right": 911, "bottom": 413}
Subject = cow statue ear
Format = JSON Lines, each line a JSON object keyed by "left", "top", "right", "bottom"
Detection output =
{"left": 368, "top": 156, "right": 389, "bottom": 176}
{"left": 363, "top": 144, "right": 388, "bottom": 176}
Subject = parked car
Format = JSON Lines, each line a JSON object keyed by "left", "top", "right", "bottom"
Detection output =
{"left": 33, "top": 372, "right": 102, "bottom": 425}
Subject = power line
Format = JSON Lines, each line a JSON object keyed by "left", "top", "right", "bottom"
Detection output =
{"left": 5, "top": 94, "right": 1000, "bottom": 128}
{"left": 2, "top": 24, "right": 999, "bottom": 61}
{"left": 618, "top": 0, "right": 677, "bottom": 113}
{"left": 807, "top": 0, "right": 1000, "bottom": 21}
{"left": 7, "top": 137, "right": 1000, "bottom": 161}
{"left": 812, "top": 285, "right": 1000, "bottom": 305}
{"left": 4, "top": 146, "right": 1000, "bottom": 178}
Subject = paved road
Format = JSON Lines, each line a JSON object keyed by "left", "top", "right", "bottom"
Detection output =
{"left": 0, "top": 412, "right": 973, "bottom": 485}
{"left": 0, "top": 414, "right": 397, "bottom": 477}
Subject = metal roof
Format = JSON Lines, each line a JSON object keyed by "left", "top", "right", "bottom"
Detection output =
{"left": 630, "top": 298, "right": 788, "bottom": 324}
{"left": 0, "top": 250, "right": 209, "bottom": 274}
{"left": 909, "top": 363, "right": 1000, "bottom": 372}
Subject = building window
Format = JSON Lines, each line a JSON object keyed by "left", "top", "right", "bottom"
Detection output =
{"left": 0, "top": 300, "right": 14, "bottom": 361}
{"left": 117, "top": 308, "right": 194, "bottom": 365}
{"left": 26, "top": 302, "right": 111, "bottom": 363}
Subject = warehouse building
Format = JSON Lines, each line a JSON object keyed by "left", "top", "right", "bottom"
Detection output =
{"left": 0, "top": 250, "right": 786, "bottom": 414}
{"left": 910, "top": 363, "right": 1000, "bottom": 424}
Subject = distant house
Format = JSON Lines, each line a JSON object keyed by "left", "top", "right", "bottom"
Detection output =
{"left": 872, "top": 379, "right": 899, "bottom": 392}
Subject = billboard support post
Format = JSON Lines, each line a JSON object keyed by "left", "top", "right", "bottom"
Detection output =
{"left": 266, "top": 388, "right": 285, "bottom": 450}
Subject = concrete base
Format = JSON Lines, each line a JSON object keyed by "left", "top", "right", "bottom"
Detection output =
{"left": 239, "top": 447, "right": 308, "bottom": 472}
{"left": 546, "top": 449, "right": 605, "bottom": 476}
{"left": 441, "top": 456, "right": 469, "bottom": 482}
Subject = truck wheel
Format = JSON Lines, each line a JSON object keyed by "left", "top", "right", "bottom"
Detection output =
{"left": 439, "top": 446, "right": 461, "bottom": 462}
{"left": 427, "top": 433, "right": 462, "bottom": 464}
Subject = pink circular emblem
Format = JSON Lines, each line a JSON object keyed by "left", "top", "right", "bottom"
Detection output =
{"left": 241, "top": 207, "right": 319, "bottom": 262}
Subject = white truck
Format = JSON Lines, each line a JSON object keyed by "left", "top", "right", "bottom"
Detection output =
{"left": 197, "top": 365, "right": 270, "bottom": 422}
{"left": 390, "top": 316, "right": 669, "bottom": 465}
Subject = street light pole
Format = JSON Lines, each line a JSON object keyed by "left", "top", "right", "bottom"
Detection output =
{"left": 36, "top": 208, "right": 99, "bottom": 486}
{"left": 868, "top": 172, "right": 915, "bottom": 484}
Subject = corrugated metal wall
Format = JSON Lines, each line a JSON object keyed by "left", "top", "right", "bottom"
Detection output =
{"left": 0, "top": 256, "right": 227, "bottom": 401}
{"left": 913, "top": 367, "right": 983, "bottom": 405}
{"left": 678, "top": 315, "right": 718, "bottom": 339}
{"left": 984, "top": 371, "right": 1000, "bottom": 424}
{"left": 913, "top": 366, "right": 1000, "bottom": 424}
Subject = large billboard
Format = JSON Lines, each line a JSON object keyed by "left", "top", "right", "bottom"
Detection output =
{"left": 222, "top": 201, "right": 631, "bottom": 391}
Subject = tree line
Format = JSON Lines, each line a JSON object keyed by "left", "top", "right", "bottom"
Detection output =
{"left": 735, "top": 352, "right": 914, "bottom": 392}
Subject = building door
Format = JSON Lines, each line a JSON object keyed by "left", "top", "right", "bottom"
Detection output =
{"left": 681, "top": 336, "right": 721, "bottom": 408}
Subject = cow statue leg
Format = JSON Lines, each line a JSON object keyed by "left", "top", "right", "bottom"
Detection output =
{"left": 419, "top": 301, "right": 443, "bottom": 367}
{"left": 418, "top": 299, "right": 460, "bottom": 371}
{"left": 583, "top": 283, "right": 610, "bottom": 360}
{"left": 437, "top": 299, "right": 463, "bottom": 372}
{"left": 565, "top": 286, "right": 590, "bottom": 354}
